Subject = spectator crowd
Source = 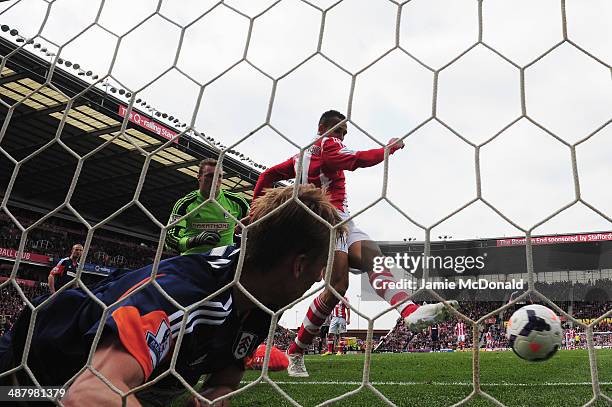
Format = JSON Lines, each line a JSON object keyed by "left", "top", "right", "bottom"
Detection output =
{"left": 0, "top": 282, "right": 47, "bottom": 337}
{"left": 375, "top": 280, "right": 611, "bottom": 353}
{"left": 1, "top": 208, "right": 174, "bottom": 272}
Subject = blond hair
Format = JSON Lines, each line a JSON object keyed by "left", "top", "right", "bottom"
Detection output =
{"left": 247, "top": 184, "right": 345, "bottom": 269}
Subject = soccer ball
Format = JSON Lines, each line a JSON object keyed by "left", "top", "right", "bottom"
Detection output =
{"left": 506, "top": 304, "right": 562, "bottom": 361}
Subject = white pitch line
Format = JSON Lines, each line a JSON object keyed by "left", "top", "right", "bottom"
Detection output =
{"left": 241, "top": 381, "right": 612, "bottom": 387}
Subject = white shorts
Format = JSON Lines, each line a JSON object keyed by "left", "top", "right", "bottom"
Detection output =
{"left": 329, "top": 317, "right": 347, "bottom": 335}
{"left": 457, "top": 335, "right": 465, "bottom": 343}
{"left": 336, "top": 211, "right": 371, "bottom": 253}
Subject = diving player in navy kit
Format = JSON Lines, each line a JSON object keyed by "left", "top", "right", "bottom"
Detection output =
{"left": 0, "top": 185, "right": 344, "bottom": 406}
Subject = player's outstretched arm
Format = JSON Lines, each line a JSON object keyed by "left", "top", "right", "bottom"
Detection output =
{"left": 63, "top": 336, "right": 144, "bottom": 407}
{"left": 252, "top": 157, "right": 296, "bottom": 201}
{"left": 323, "top": 137, "right": 404, "bottom": 172}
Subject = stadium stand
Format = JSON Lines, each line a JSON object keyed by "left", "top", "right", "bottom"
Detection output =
{"left": 0, "top": 281, "right": 46, "bottom": 337}
{"left": 375, "top": 281, "right": 612, "bottom": 353}
{"left": 0, "top": 208, "right": 174, "bottom": 271}
{"left": 271, "top": 326, "right": 297, "bottom": 351}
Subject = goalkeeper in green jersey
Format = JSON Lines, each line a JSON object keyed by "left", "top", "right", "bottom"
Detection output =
{"left": 166, "top": 158, "right": 250, "bottom": 255}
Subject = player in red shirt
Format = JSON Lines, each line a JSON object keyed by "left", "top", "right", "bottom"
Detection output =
{"left": 254, "top": 110, "right": 458, "bottom": 377}
{"left": 485, "top": 330, "right": 494, "bottom": 351}
{"left": 454, "top": 321, "right": 466, "bottom": 350}
{"left": 565, "top": 327, "right": 576, "bottom": 350}
{"left": 325, "top": 297, "right": 350, "bottom": 355}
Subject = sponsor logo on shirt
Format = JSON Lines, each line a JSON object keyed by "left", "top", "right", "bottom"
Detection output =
{"left": 192, "top": 222, "right": 230, "bottom": 230}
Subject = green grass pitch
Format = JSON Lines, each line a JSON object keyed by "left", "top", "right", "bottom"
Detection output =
{"left": 226, "top": 349, "right": 611, "bottom": 406}
{"left": 169, "top": 349, "right": 610, "bottom": 406}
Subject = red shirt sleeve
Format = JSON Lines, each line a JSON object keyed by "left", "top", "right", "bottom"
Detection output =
{"left": 50, "top": 261, "right": 65, "bottom": 276}
{"left": 321, "top": 137, "right": 400, "bottom": 172}
{"left": 253, "top": 157, "right": 296, "bottom": 200}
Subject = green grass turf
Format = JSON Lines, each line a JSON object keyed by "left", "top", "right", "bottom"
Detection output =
{"left": 175, "top": 349, "right": 612, "bottom": 406}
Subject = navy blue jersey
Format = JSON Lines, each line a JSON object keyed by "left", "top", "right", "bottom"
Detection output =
{"left": 0, "top": 246, "right": 273, "bottom": 396}
{"left": 50, "top": 256, "right": 78, "bottom": 291}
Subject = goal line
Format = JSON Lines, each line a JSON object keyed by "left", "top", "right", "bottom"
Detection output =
{"left": 240, "top": 380, "right": 612, "bottom": 387}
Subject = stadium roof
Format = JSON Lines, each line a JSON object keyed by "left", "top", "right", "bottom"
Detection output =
{"left": 0, "top": 36, "right": 263, "bottom": 238}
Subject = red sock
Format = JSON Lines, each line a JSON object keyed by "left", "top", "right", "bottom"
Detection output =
{"left": 288, "top": 293, "right": 334, "bottom": 355}
{"left": 327, "top": 339, "right": 334, "bottom": 353}
{"left": 400, "top": 303, "right": 419, "bottom": 319}
{"left": 369, "top": 270, "right": 418, "bottom": 318}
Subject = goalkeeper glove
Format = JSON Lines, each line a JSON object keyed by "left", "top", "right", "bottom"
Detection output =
{"left": 186, "top": 231, "right": 221, "bottom": 249}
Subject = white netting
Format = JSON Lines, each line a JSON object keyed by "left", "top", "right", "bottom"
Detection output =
{"left": 0, "top": 0, "right": 610, "bottom": 406}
